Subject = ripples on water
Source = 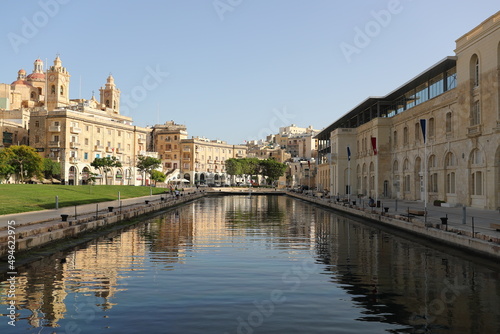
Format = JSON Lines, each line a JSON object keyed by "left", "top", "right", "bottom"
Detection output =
{"left": 1, "top": 195, "right": 500, "bottom": 333}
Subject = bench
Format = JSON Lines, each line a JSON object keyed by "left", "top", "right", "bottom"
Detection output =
{"left": 408, "top": 209, "right": 425, "bottom": 216}
{"left": 491, "top": 223, "right": 500, "bottom": 231}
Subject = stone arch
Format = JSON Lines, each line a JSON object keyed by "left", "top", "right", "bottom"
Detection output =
{"left": 82, "top": 166, "right": 91, "bottom": 185}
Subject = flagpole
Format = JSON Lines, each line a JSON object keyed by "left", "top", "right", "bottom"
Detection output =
{"left": 424, "top": 136, "right": 427, "bottom": 213}
{"left": 348, "top": 156, "right": 351, "bottom": 202}
{"left": 347, "top": 146, "right": 351, "bottom": 202}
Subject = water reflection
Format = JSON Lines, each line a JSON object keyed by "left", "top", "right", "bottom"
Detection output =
{"left": 0, "top": 195, "right": 499, "bottom": 333}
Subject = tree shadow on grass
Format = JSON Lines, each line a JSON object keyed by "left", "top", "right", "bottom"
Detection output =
{"left": 39, "top": 198, "right": 116, "bottom": 210}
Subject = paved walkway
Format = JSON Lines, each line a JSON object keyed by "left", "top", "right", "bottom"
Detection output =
{"left": 307, "top": 194, "right": 500, "bottom": 239}
{"left": 0, "top": 191, "right": 200, "bottom": 231}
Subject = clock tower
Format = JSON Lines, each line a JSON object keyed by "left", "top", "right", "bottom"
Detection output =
{"left": 99, "top": 74, "right": 120, "bottom": 114}
{"left": 46, "top": 56, "right": 70, "bottom": 111}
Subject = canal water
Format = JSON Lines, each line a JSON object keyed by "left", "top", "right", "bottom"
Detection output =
{"left": 1, "top": 195, "right": 500, "bottom": 333}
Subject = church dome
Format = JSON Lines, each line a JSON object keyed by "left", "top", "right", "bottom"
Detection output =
{"left": 27, "top": 72, "right": 45, "bottom": 81}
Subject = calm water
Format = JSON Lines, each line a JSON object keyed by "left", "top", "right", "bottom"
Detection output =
{"left": 1, "top": 195, "right": 500, "bottom": 333}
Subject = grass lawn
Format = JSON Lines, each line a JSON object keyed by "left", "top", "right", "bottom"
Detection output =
{"left": 0, "top": 184, "right": 167, "bottom": 215}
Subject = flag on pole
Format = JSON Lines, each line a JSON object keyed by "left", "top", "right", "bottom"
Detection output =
{"left": 347, "top": 146, "right": 351, "bottom": 161}
{"left": 420, "top": 119, "right": 426, "bottom": 143}
{"left": 370, "top": 137, "right": 378, "bottom": 155}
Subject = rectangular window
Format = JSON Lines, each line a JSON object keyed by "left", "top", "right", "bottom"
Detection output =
{"left": 471, "top": 101, "right": 480, "bottom": 126}
{"left": 84, "top": 152, "right": 88, "bottom": 160}
{"left": 85, "top": 138, "right": 89, "bottom": 145}
{"left": 35, "top": 121, "right": 40, "bottom": 127}
{"left": 35, "top": 135, "right": 39, "bottom": 143}
{"left": 95, "top": 153, "right": 101, "bottom": 159}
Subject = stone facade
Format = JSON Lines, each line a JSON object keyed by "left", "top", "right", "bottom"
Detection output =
{"left": 316, "top": 11, "right": 500, "bottom": 209}
{"left": 0, "top": 56, "right": 153, "bottom": 185}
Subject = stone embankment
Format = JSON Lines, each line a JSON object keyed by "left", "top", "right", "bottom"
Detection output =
{"left": 287, "top": 192, "right": 500, "bottom": 259}
{"left": 0, "top": 192, "right": 205, "bottom": 258}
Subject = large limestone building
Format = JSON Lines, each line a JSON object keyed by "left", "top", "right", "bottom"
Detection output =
{"left": 150, "top": 121, "right": 247, "bottom": 186}
{"left": 0, "top": 56, "right": 153, "bottom": 185}
{"left": 316, "top": 11, "right": 500, "bottom": 209}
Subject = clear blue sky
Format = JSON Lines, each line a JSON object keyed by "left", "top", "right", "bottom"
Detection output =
{"left": 1, "top": 1, "right": 499, "bottom": 144}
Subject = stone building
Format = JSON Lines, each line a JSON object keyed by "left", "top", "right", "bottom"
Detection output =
{"left": 0, "top": 56, "right": 153, "bottom": 185}
{"left": 316, "top": 11, "right": 500, "bottom": 209}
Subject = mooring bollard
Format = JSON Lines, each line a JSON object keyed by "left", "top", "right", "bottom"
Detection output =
{"left": 61, "top": 214, "right": 69, "bottom": 222}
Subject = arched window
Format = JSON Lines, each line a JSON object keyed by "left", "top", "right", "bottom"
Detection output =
{"left": 393, "top": 131, "right": 398, "bottom": 148}
{"left": 403, "top": 159, "right": 409, "bottom": 171}
{"left": 106, "top": 100, "right": 110, "bottom": 107}
{"left": 30, "top": 91, "right": 35, "bottom": 99}
{"left": 469, "top": 149, "right": 484, "bottom": 196}
{"left": 51, "top": 85, "right": 55, "bottom": 94}
{"left": 471, "top": 149, "right": 483, "bottom": 165}
{"left": 429, "top": 155, "right": 436, "bottom": 168}
{"left": 60, "top": 85, "right": 64, "bottom": 96}
{"left": 428, "top": 118, "right": 435, "bottom": 137}
{"left": 403, "top": 127, "right": 409, "bottom": 145}
{"left": 471, "top": 54, "right": 480, "bottom": 87}
{"left": 445, "top": 152, "right": 456, "bottom": 167}
{"left": 393, "top": 160, "right": 399, "bottom": 172}
{"left": 415, "top": 122, "right": 420, "bottom": 141}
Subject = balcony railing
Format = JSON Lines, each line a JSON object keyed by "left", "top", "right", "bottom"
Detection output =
{"left": 138, "top": 138, "right": 146, "bottom": 144}
{"left": 106, "top": 147, "right": 113, "bottom": 153}
{"left": 70, "top": 142, "right": 80, "bottom": 149}
{"left": 70, "top": 127, "right": 82, "bottom": 134}
{"left": 48, "top": 141, "right": 60, "bottom": 147}
{"left": 94, "top": 145, "right": 104, "bottom": 151}
{"left": 49, "top": 126, "right": 61, "bottom": 132}
{"left": 467, "top": 124, "right": 482, "bottom": 137}
{"left": 69, "top": 157, "right": 79, "bottom": 163}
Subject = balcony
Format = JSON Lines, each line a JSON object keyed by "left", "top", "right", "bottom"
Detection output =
{"left": 48, "top": 141, "right": 60, "bottom": 147}
{"left": 116, "top": 148, "right": 122, "bottom": 154}
{"left": 214, "top": 160, "right": 219, "bottom": 164}
{"left": 467, "top": 124, "right": 482, "bottom": 138}
{"left": 94, "top": 145, "right": 104, "bottom": 151}
{"left": 207, "top": 160, "right": 213, "bottom": 164}
{"left": 69, "top": 157, "right": 79, "bottom": 163}
{"left": 49, "top": 126, "right": 61, "bottom": 132}
{"left": 183, "top": 157, "right": 191, "bottom": 161}
{"left": 106, "top": 147, "right": 113, "bottom": 153}
{"left": 70, "top": 127, "right": 82, "bottom": 134}
{"left": 70, "top": 142, "right": 80, "bottom": 149}
{"left": 138, "top": 138, "right": 146, "bottom": 144}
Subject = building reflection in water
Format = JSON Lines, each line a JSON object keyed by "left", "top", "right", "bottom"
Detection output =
{"left": 0, "top": 195, "right": 499, "bottom": 333}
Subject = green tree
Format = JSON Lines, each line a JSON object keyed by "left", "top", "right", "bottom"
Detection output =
{"left": 5, "top": 145, "right": 43, "bottom": 183}
{"left": 0, "top": 149, "right": 15, "bottom": 182}
{"left": 42, "top": 158, "right": 61, "bottom": 179}
{"left": 136, "top": 156, "right": 161, "bottom": 186}
{"left": 91, "top": 156, "right": 122, "bottom": 185}
{"left": 151, "top": 170, "right": 166, "bottom": 185}
{"left": 259, "top": 158, "right": 287, "bottom": 185}
{"left": 225, "top": 158, "right": 243, "bottom": 184}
